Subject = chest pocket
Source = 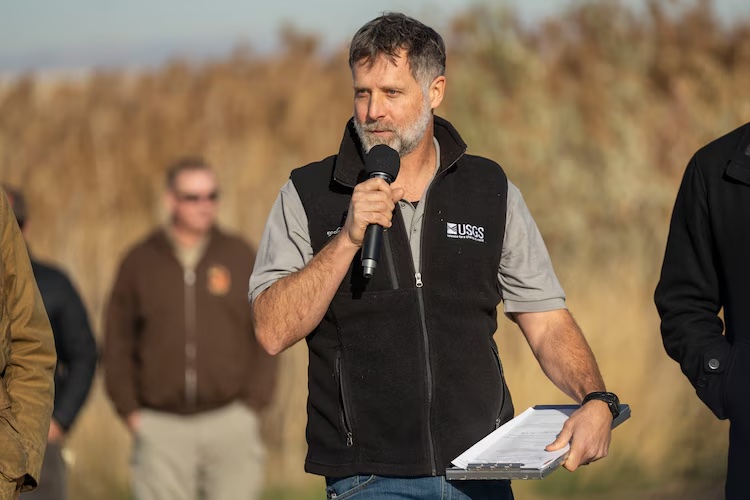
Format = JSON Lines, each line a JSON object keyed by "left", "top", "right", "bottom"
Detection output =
{"left": 315, "top": 207, "right": 415, "bottom": 297}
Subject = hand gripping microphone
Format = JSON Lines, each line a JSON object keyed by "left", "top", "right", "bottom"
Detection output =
{"left": 361, "top": 144, "right": 400, "bottom": 278}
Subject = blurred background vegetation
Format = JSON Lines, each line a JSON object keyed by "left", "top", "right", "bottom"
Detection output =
{"left": 1, "top": 0, "right": 748, "bottom": 498}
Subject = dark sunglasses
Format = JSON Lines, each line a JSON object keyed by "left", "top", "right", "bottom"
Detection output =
{"left": 176, "top": 191, "right": 220, "bottom": 203}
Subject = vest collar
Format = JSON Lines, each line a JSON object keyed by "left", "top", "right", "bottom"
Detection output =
{"left": 332, "top": 115, "right": 468, "bottom": 188}
{"left": 724, "top": 123, "right": 750, "bottom": 186}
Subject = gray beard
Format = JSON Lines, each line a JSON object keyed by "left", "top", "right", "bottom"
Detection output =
{"left": 354, "top": 100, "right": 433, "bottom": 157}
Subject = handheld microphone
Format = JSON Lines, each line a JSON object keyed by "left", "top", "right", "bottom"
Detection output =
{"left": 361, "top": 144, "right": 400, "bottom": 278}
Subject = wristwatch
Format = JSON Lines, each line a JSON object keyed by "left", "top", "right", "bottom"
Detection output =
{"left": 582, "top": 391, "right": 620, "bottom": 420}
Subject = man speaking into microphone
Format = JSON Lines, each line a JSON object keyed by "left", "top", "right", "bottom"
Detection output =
{"left": 360, "top": 145, "right": 400, "bottom": 278}
{"left": 249, "top": 12, "right": 616, "bottom": 499}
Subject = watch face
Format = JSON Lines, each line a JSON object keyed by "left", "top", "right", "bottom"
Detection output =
{"left": 585, "top": 392, "right": 620, "bottom": 418}
{"left": 605, "top": 395, "right": 620, "bottom": 418}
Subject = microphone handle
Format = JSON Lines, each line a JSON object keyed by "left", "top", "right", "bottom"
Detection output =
{"left": 361, "top": 224, "right": 383, "bottom": 278}
{"left": 360, "top": 170, "right": 395, "bottom": 278}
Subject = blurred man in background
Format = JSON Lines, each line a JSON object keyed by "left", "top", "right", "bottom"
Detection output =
{"left": 4, "top": 187, "right": 97, "bottom": 500}
{"left": 0, "top": 188, "right": 56, "bottom": 499}
{"left": 104, "top": 157, "right": 276, "bottom": 500}
{"left": 656, "top": 121, "right": 750, "bottom": 500}
{"left": 250, "top": 13, "right": 618, "bottom": 499}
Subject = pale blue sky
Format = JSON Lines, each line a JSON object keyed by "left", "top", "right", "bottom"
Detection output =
{"left": 2, "top": 0, "right": 749, "bottom": 73}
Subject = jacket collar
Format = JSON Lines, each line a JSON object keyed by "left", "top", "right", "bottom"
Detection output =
{"left": 332, "top": 115, "right": 468, "bottom": 188}
{"left": 151, "top": 225, "right": 221, "bottom": 258}
{"left": 724, "top": 123, "right": 750, "bottom": 185}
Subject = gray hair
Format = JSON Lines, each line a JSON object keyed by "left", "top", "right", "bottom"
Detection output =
{"left": 349, "top": 12, "right": 446, "bottom": 89}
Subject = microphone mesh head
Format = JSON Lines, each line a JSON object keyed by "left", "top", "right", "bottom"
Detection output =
{"left": 365, "top": 145, "right": 400, "bottom": 180}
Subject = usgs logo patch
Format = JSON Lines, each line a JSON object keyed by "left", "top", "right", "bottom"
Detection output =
{"left": 446, "top": 222, "right": 485, "bottom": 243}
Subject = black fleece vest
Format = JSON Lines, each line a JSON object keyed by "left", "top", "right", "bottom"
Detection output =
{"left": 292, "top": 117, "right": 513, "bottom": 477}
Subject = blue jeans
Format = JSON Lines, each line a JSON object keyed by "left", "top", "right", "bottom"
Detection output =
{"left": 325, "top": 475, "right": 514, "bottom": 499}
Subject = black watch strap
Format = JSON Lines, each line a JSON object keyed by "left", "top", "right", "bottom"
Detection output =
{"left": 582, "top": 391, "right": 620, "bottom": 419}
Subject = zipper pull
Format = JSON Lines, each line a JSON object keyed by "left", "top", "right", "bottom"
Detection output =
{"left": 346, "top": 432, "right": 353, "bottom": 447}
{"left": 415, "top": 272, "right": 423, "bottom": 288}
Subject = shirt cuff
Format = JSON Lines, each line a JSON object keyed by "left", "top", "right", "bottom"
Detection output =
{"left": 503, "top": 298, "right": 567, "bottom": 314}
{"left": 249, "top": 280, "right": 276, "bottom": 303}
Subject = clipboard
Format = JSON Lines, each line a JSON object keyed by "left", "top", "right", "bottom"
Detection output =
{"left": 445, "top": 403, "right": 631, "bottom": 481}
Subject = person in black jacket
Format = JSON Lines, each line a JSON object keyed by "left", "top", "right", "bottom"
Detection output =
{"left": 655, "top": 122, "right": 750, "bottom": 500}
{"left": 5, "top": 187, "right": 97, "bottom": 500}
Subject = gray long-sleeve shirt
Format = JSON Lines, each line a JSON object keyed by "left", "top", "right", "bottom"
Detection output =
{"left": 249, "top": 140, "right": 566, "bottom": 314}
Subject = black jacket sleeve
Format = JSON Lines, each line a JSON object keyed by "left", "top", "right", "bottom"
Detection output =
{"left": 52, "top": 275, "right": 97, "bottom": 430}
{"left": 655, "top": 155, "right": 730, "bottom": 419}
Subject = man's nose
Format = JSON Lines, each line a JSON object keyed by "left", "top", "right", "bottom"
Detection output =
{"left": 367, "top": 93, "right": 386, "bottom": 122}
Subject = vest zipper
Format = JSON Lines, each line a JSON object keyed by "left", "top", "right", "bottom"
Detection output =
{"left": 414, "top": 278, "right": 435, "bottom": 474}
{"left": 414, "top": 152, "right": 464, "bottom": 475}
{"left": 335, "top": 352, "right": 354, "bottom": 447}
{"left": 184, "top": 268, "right": 198, "bottom": 408}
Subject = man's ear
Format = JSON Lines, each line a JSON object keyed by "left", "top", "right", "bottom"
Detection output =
{"left": 429, "top": 76, "right": 446, "bottom": 110}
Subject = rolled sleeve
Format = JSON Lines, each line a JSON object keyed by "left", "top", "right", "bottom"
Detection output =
{"left": 249, "top": 180, "right": 313, "bottom": 302}
{"left": 499, "top": 182, "right": 566, "bottom": 313}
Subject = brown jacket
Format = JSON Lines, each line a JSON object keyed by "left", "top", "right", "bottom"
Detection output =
{"left": 0, "top": 191, "right": 56, "bottom": 492}
{"left": 104, "top": 227, "right": 276, "bottom": 418}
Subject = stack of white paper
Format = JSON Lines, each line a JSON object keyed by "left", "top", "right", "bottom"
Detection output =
{"left": 452, "top": 406, "right": 577, "bottom": 470}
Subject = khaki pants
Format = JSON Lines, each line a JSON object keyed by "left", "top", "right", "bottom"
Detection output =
{"left": 131, "top": 402, "right": 265, "bottom": 500}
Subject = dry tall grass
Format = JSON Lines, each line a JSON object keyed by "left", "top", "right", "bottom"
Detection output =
{"left": 1, "top": 1, "right": 748, "bottom": 498}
